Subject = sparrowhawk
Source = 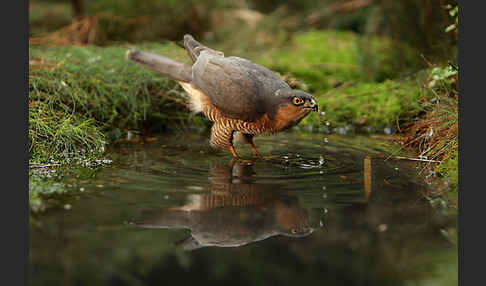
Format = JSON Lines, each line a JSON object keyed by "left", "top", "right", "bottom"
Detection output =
{"left": 127, "top": 34, "right": 318, "bottom": 158}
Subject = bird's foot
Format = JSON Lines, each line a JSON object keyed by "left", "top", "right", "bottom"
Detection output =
{"left": 228, "top": 146, "right": 259, "bottom": 165}
{"left": 229, "top": 157, "right": 257, "bottom": 168}
{"left": 239, "top": 158, "right": 258, "bottom": 165}
{"left": 258, "top": 154, "right": 282, "bottom": 161}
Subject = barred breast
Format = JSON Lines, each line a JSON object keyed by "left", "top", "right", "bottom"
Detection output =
{"left": 203, "top": 104, "right": 274, "bottom": 135}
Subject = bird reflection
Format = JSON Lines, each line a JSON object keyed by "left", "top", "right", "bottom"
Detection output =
{"left": 133, "top": 160, "right": 316, "bottom": 250}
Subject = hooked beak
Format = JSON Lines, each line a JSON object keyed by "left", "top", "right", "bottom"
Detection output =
{"left": 304, "top": 99, "right": 318, "bottom": 112}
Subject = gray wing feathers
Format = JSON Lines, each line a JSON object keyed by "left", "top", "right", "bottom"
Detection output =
{"left": 192, "top": 54, "right": 290, "bottom": 121}
{"left": 127, "top": 50, "right": 192, "bottom": 82}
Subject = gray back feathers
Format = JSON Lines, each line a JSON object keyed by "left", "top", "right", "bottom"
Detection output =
{"left": 192, "top": 53, "right": 291, "bottom": 121}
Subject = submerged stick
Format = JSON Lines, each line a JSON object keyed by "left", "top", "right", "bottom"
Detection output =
{"left": 363, "top": 156, "right": 372, "bottom": 200}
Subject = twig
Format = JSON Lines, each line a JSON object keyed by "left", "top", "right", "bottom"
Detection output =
{"left": 30, "top": 163, "right": 62, "bottom": 169}
{"left": 395, "top": 116, "right": 402, "bottom": 133}
{"left": 149, "top": 90, "right": 188, "bottom": 108}
{"left": 420, "top": 53, "right": 434, "bottom": 68}
{"left": 327, "top": 0, "right": 374, "bottom": 14}
{"left": 393, "top": 156, "right": 441, "bottom": 163}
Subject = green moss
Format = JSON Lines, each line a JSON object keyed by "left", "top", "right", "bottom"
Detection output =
{"left": 255, "top": 30, "right": 420, "bottom": 92}
{"left": 256, "top": 30, "right": 361, "bottom": 92}
{"left": 438, "top": 150, "right": 458, "bottom": 192}
{"left": 356, "top": 35, "right": 422, "bottom": 82}
{"left": 300, "top": 79, "right": 427, "bottom": 130}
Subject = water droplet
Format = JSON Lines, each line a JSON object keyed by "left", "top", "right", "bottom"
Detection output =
{"left": 127, "top": 131, "right": 134, "bottom": 140}
{"left": 377, "top": 224, "right": 388, "bottom": 232}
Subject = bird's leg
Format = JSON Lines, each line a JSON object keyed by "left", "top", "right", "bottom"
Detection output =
{"left": 249, "top": 141, "right": 260, "bottom": 158}
{"left": 229, "top": 144, "right": 240, "bottom": 159}
{"left": 242, "top": 134, "right": 260, "bottom": 158}
{"left": 210, "top": 124, "right": 240, "bottom": 159}
{"left": 229, "top": 131, "right": 241, "bottom": 159}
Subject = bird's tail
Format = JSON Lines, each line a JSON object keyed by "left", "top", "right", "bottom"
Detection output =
{"left": 183, "top": 34, "right": 224, "bottom": 62}
{"left": 126, "top": 50, "right": 193, "bottom": 82}
{"left": 129, "top": 210, "right": 193, "bottom": 229}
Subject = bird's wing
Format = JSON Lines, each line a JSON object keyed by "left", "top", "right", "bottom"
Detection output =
{"left": 184, "top": 34, "right": 224, "bottom": 62}
{"left": 192, "top": 53, "right": 289, "bottom": 121}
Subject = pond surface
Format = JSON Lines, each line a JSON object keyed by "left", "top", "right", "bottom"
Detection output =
{"left": 29, "top": 131, "right": 457, "bottom": 286}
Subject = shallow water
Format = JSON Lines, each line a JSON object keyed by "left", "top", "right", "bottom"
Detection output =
{"left": 29, "top": 131, "right": 457, "bottom": 286}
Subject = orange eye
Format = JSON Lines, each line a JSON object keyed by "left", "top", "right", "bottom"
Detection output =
{"left": 292, "top": 97, "right": 304, "bottom": 106}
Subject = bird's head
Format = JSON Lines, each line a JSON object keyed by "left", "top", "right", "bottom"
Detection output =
{"left": 268, "top": 89, "right": 318, "bottom": 131}
{"left": 273, "top": 197, "right": 315, "bottom": 238}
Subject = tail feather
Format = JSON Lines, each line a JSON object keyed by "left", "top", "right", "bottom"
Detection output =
{"left": 183, "top": 34, "right": 224, "bottom": 62}
{"left": 126, "top": 50, "right": 192, "bottom": 82}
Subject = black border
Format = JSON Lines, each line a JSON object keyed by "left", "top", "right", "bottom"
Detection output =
{"left": 459, "top": 1, "right": 478, "bottom": 286}
{"left": 4, "top": 0, "right": 29, "bottom": 285}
